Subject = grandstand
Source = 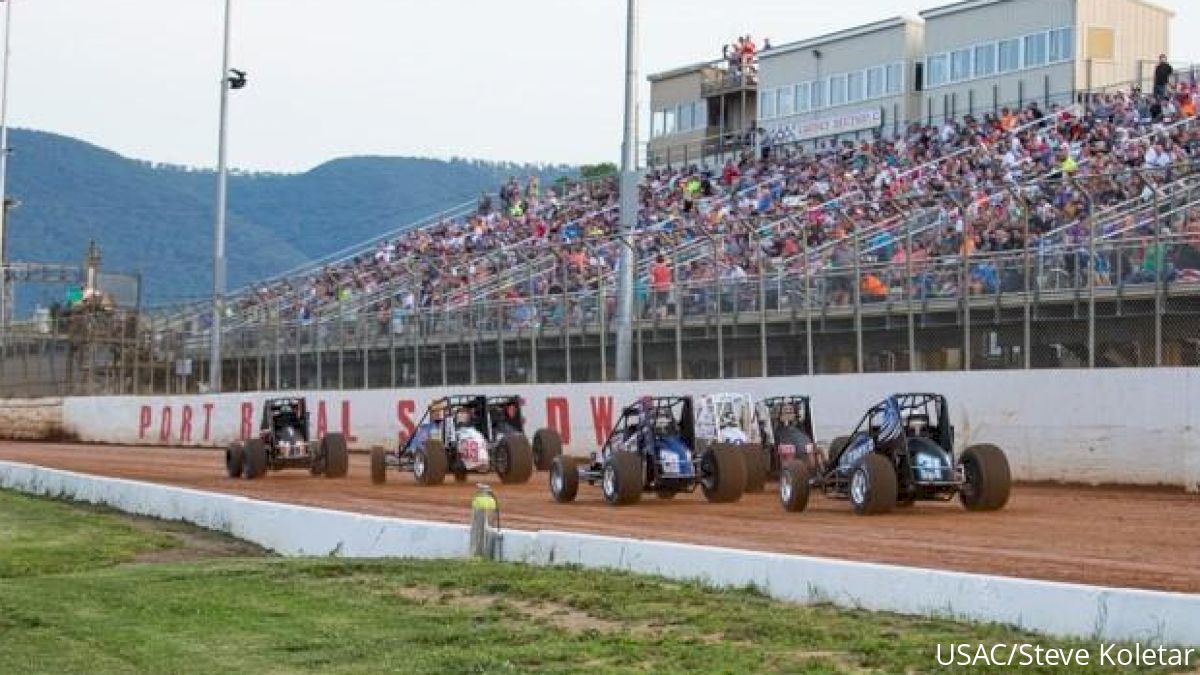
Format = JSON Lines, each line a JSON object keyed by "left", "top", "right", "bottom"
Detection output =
{"left": 3, "top": 0, "right": 1199, "bottom": 397}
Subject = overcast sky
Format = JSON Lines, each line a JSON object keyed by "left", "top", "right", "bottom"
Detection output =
{"left": 4, "top": 0, "right": 1196, "bottom": 172}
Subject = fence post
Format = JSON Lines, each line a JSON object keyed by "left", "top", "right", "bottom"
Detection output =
{"left": 712, "top": 237, "right": 724, "bottom": 379}
{"left": 905, "top": 209, "right": 917, "bottom": 371}
{"left": 600, "top": 276, "right": 608, "bottom": 382}
{"left": 1073, "top": 178, "right": 1097, "bottom": 368}
{"left": 389, "top": 306, "right": 397, "bottom": 388}
{"left": 756, "top": 229, "right": 768, "bottom": 377}
{"left": 315, "top": 307, "right": 323, "bottom": 389}
{"left": 673, "top": 249, "right": 682, "bottom": 380}
{"left": 802, "top": 225, "right": 814, "bottom": 376}
{"left": 1151, "top": 179, "right": 1164, "bottom": 367}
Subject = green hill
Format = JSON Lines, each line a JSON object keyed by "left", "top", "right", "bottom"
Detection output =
{"left": 5, "top": 128, "right": 573, "bottom": 311}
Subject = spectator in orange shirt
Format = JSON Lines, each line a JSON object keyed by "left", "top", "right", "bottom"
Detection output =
{"left": 649, "top": 255, "right": 673, "bottom": 317}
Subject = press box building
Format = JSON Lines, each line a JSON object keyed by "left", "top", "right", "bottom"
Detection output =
{"left": 647, "top": 0, "right": 1174, "bottom": 163}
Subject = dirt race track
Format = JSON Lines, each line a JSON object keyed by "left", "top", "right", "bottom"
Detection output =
{"left": 2, "top": 442, "right": 1198, "bottom": 594}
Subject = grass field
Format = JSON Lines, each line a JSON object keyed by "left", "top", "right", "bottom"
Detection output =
{"left": 0, "top": 489, "right": 1189, "bottom": 674}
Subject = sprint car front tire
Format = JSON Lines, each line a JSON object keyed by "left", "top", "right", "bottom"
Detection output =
{"left": 602, "top": 453, "right": 643, "bottom": 506}
{"left": 959, "top": 443, "right": 1011, "bottom": 511}
{"left": 549, "top": 455, "right": 579, "bottom": 503}
{"left": 413, "top": 441, "right": 448, "bottom": 485}
{"left": 779, "top": 460, "right": 810, "bottom": 513}
{"left": 225, "top": 443, "right": 244, "bottom": 479}
{"left": 370, "top": 447, "right": 387, "bottom": 485}
{"left": 849, "top": 453, "right": 897, "bottom": 515}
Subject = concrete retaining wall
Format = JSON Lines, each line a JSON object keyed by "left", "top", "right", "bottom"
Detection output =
{"left": 0, "top": 397, "right": 64, "bottom": 441}
{"left": 2, "top": 460, "right": 1197, "bottom": 646}
{"left": 57, "top": 368, "right": 1200, "bottom": 490}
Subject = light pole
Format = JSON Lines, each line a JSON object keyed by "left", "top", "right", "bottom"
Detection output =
{"left": 210, "top": 0, "right": 244, "bottom": 392}
{"left": 613, "top": 0, "right": 638, "bottom": 381}
{"left": 0, "top": 0, "right": 14, "bottom": 331}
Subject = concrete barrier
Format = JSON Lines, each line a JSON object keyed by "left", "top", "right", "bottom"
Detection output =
{"left": 2, "top": 460, "right": 1196, "bottom": 646}
{"left": 0, "top": 397, "right": 65, "bottom": 441}
{"left": 57, "top": 368, "right": 1200, "bottom": 490}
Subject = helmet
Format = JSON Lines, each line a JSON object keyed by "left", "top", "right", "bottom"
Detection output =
{"left": 654, "top": 410, "right": 675, "bottom": 433}
{"left": 720, "top": 408, "right": 737, "bottom": 428}
{"left": 455, "top": 408, "right": 472, "bottom": 426}
{"left": 778, "top": 403, "right": 796, "bottom": 424}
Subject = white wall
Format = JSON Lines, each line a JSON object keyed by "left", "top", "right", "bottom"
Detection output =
{"left": 59, "top": 368, "right": 1200, "bottom": 490}
{"left": 3, "top": 461, "right": 1197, "bottom": 646}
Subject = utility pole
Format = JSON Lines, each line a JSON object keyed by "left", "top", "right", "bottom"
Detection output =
{"left": 0, "top": 0, "right": 14, "bottom": 330}
{"left": 210, "top": 0, "right": 236, "bottom": 392}
{"left": 614, "top": 0, "right": 639, "bottom": 381}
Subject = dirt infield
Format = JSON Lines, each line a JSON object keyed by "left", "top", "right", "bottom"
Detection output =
{"left": 2, "top": 442, "right": 1197, "bottom": 594}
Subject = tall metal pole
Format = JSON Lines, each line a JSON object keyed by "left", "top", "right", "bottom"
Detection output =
{"left": 613, "top": 0, "right": 638, "bottom": 381}
{"left": 209, "top": 0, "right": 233, "bottom": 393}
{"left": 0, "top": 0, "right": 14, "bottom": 331}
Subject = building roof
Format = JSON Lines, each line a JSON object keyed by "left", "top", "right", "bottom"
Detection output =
{"left": 919, "top": 0, "right": 1174, "bottom": 20}
{"left": 647, "top": 60, "right": 717, "bottom": 84}
{"left": 760, "top": 16, "right": 920, "bottom": 60}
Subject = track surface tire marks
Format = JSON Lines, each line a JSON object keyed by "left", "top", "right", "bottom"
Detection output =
{"left": 1, "top": 442, "right": 1197, "bottom": 593}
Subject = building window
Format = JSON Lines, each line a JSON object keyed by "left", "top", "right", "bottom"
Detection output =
{"left": 998, "top": 38, "right": 1021, "bottom": 73}
{"left": 866, "top": 67, "right": 884, "bottom": 99}
{"left": 950, "top": 49, "right": 972, "bottom": 81}
{"left": 796, "top": 82, "right": 810, "bottom": 112}
{"left": 829, "top": 74, "right": 847, "bottom": 106}
{"left": 651, "top": 111, "right": 663, "bottom": 138}
{"left": 777, "top": 85, "right": 794, "bottom": 117}
{"left": 1024, "top": 32, "right": 1048, "bottom": 68}
{"left": 885, "top": 63, "right": 903, "bottom": 94}
{"left": 927, "top": 54, "right": 948, "bottom": 88}
{"left": 694, "top": 101, "right": 708, "bottom": 129}
{"left": 974, "top": 43, "right": 996, "bottom": 77}
{"left": 847, "top": 72, "right": 864, "bottom": 102}
{"left": 1049, "top": 27, "right": 1074, "bottom": 62}
{"left": 811, "top": 79, "right": 826, "bottom": 109}
{"left": 681, "top": 103, "right": 695, "bottom": 132}
{"left": 760, "top": 90, "right": 776, "bottom": 119}
{"left": 663, "top": 108, "right": 676, "bottom": 135}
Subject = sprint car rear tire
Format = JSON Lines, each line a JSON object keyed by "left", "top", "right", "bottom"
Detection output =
{"left": 828, "top": 435, "right": 851, "bottom": 465}
{"left": 741, "top": 444, "right": 769, "bottom": 493}
{"left": 533, "top": 428, "right": 563, "bottom": 472}
{"left": 603, "top": 452, "right": 643, "bottom": 506}
{"left": 849, "top": 453, "right": 896, "bottom": 515}
{"left": 959, "top": 443, "right": 1011, "bottom": 511}
{"left": 549, "top": 455, "right": 579, "bottom": 503}
{"left": 496, "top": 433, "right": 534, "bottom": 484}
{"left": 370, "top": 447, "right": 387, "bottom": 485}
{"left": 779, "top": 460, "right": 810, "bottom": 513}
{"left": 242, "top": 439, "right": 267, "bottom": 480}
{"left": 414, "top": 441, "right": 448, "bottom": 486}
{"left": 322, "top": 433, "right": 349, "bottom": 478}
{"left": 225, "top": 443, "right": 244, "bottom": 479}
{"left": 701, "top": 444, "right": 746, "bottom": 503}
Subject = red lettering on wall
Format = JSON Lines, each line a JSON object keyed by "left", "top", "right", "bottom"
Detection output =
{"left": 340, "top": 400, "right": 359, "bottom": 442}
{"left": 589, "top": 396, "right": 615, "bottom": 446}
{"left": 202, "top": 403, "right": 215, "bottom": 442}
{"left": 396, "top": 399, "right": 417, "bottom": 438}
{"left": 317, "top": 400, "right": 328, "bottom": 438}
{"left": 138, "top": 406, "right": 152, "bottom": 439}
{"left": 546, "top": 397, "right": 570, "bottom": 445}
{"left": 159, "top": 406, "right": 174, "bottom": 443}
{"left": 240, "top": 402, "right": 254, "bottom": 440}
{"left": 179, "top": 406, "right": 193, "bottom": 443}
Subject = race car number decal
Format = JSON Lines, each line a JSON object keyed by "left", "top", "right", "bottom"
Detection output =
{"left": 460, "top": 437, "right": 482, "bottom": 463}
